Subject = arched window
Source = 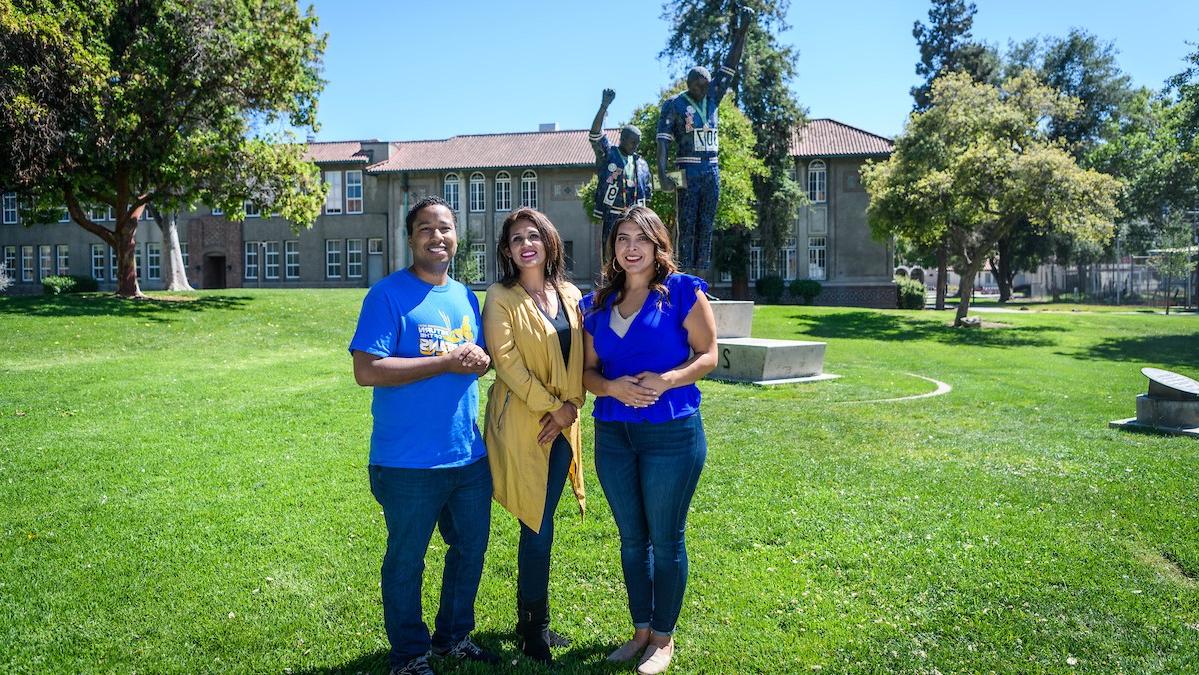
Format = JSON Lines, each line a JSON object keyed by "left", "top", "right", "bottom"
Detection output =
{"left": 468, "top": 172, "right": 485, "bottom": 213}
{"left": 494, "top": 171, "right": 512, "bottom": 212}
{"left": 443, "top": 173, "right": 461, "bottom": 212}
{"left": 520, "top": 170, "right": 538, "bottom": 209}
{"left": 807, "top": 160, "right": 827, "bottom": 203}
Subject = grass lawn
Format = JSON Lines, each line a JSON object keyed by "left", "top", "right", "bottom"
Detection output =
{"left": 2, "top": 289, "right": 1198, "bottom": 673}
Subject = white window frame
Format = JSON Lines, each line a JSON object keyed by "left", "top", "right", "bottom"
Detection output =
{"left": 134, "top": 245, "right": 142, "bottom": 278}
{"left": 244, "top": 241, "right": 259, "bottom": 280}
{"left": 38, "top": 245, "right": 53, "bottom": 281}
{"left": 3, "top": 193, "right": 18, "bottom": 224}
{"left": 90, "top": 244, "right": 104, "bottom": 280}
{"left": 520, "top": 170, "right": 538, "bottom": 209}
{"left": 470, "top": 242, "right": 486, "bottom": 283}
{"left": 468, "top": 172, "right": 486, "bottom": 213}
{"left": 780, "top": 238, "right": 797, "bottom": 281}
{"left": 264, "top": 241, "right": 280, "bottom": 280}
{"left": 180, "top": 241, "right": 189, "bottom": 269}
{"left": 346, "top": 238, "right": 363, "bottom": 279}
{"left": 367, "top": 238, "right": 383, "bottom": 255}
{"left": 58, "top": 208, "right": 70, "bottom": 223}
{"left": 325, "top": 239, "right": 343, "bottom": 279}
{"left": 346, "top": 170, "right": 363, "bottom": 214}
{"left": 807, "top": 160, "right": 827, "bottom": 204}
{"left": 285, "top": 240, "right": 300, "bottom": 279}
{"left": 324, "top": 171, "right": 343, "bottom": 215}
{"left": 749, "top": 241, "right": 763, "bottom": 281}
{"left": 21, "top": 245, "right": 34, "bottom": 281}
{"left": 444, "top": 173, "right": 461, "bottom": 212}
{"left": 3, "top": 246, "right": 16, "bottom": 279}
{"left": 147, "top": 242, "right": 161, "bottom": 280}
{"left": 108, "top": 247, "right": 117, "bottom": 280}
{"left": 495, "top": 171, "right": 512, "bottom": 212}
{"left": 808, "top": 236, "right": 827, "bottom": 281}
{"left": 244, "top": 201, "right": 261, "bottom": 218}
{"left": 211, "top": 206, "right": 224, "bottom": 216}
{"left": 56, "top": 244, "right": 70, "bottom": 276}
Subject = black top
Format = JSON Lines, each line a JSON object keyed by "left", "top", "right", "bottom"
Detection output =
{"left": 538, "top": 291, "right": 571, "bottom": 368}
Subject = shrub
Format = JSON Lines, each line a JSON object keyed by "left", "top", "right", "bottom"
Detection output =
{"left": 790, "top": 279, "right": 822, "bottom": 305}
{"left": 0, "top": 263, "right": 12, "bottom": 294}
{"left": 70, "top": 275, "right": 99, "bottom": 292}
{"left": 41, "top": 275, "right": 77, "bottom": 295}
{"left": 896, "top": 275, "right": 926, "bottom": 309}
{"left": 755, "top": 274, "right": 785, "bottom": 304}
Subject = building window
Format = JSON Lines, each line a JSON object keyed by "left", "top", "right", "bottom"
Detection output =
{"left": 38, "top": 245, "right": 53, "bottom": 281}
{"left": 211, "top": 206, "right": 223, "bottom": 216}
{"left": 346, "top": 238, "right": 363, "bottom": 279}
{"left": 244, "top": 241, "right": 259, "bottom": 280}
{"left": 368, "top": 238, "right": 383, "bottom": 255}
{"left": 144, "top": 242, "right": 160, "bottom": 280}
{"left": 264, "top": 241, "right": 279, "bottom": 279}
{"left": 326, "top": 239, "right": 343, "bottom": 279}
{"left": 520, "top": 170, "right": 538, "bottom": 209}
{"left": 108, "top": 247, "right": 117, "bottom": 280}
{"left": 469, "top": 172, "right": 486, "bottom": 212}
{"left": 325, "top": 171, "right": 343, "bottom": 214}
{"left": 3, "top": 246, "right": 16, "bottom": 280}
{"left": 444, "top": 173, "right": 461, "bottom": 212}
{"left": 564, "top": 240, "right": 574, "bottom": 274}
{"left": 807, "top": 160, "right": 827, "bottom": 203}
{"left": 808, "top": 236, "right": 827, "bottom": 281}
{"left": 88, "top": 206, "right": 106, "bottom": 222}
{"left": 90, "top": 244, "right": 105, "bottom": 280}
{"left": 56, "top": 245, "right": 70, "bottom": 276}
{"left": 749, "top": 241, "right": 763, "bottom": 281}
{"left": 3, "top": 193, "right": 17, "bottom": 224}
{"left": 495, "top": 171, "right": 512, "bottom": 212}
{"left": 244, "top": 201, "right": 260, "bottom": 218}
{"left": 180, "top": 242, "right": 189, "bottom": 269}
{"left": 135, "top": 245, "right": 142, "bottom": 278}
{"left": 58, "top": 208, "right": 70, "bottom": 223}
{"left": 470, "top": 242, "right": 486, "bottom": 283}
{"left": 21, "top": 245, "right": 34, "bottom": 281}
{"left": 285, "top": 240, "right": 299, "bottom": 279}
{"left": 720, "top": 269, "right": 732, "bottom": 283}
{"left": 346, "top": 170, "right": 363, "bottom": 214}
{"left": 779, "top": 238, "right": 797, "bottom": 281}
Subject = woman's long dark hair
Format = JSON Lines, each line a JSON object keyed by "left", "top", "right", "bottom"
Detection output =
{"left": 495, "top": 207, "right": 567, "bottom": 290}
{"left": 591, "top": 206, "right": 677, "bottom": 313}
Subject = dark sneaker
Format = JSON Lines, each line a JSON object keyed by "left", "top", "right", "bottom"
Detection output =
{"left": 433, "top": 635, "right": 501, "bottom": 665}
{"left": 547, "top": 628, "right": 571, "bottom": 648}
{"left": 390, "top": 654, "right": 433, "bottom": 675}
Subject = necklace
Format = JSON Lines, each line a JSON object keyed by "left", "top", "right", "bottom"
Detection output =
{"left": 523, "top": 283, "right": 556, "bottom": 315}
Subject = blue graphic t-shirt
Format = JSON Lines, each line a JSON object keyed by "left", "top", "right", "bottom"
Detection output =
{"left": 589, "top": 132, "right": 652, "bottom": 219}
{"left": 349, "top": 268, "right": 487, "bottom": 469}
{"left": 655, "top": 65, "right": 735, "bottom": 168}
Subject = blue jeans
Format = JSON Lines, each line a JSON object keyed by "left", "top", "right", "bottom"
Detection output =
{"left": 677, "top": 167, "right": 720, "bottom": 270}
{"left": 516, "top": 435, "right": 573, "bottom": 604}
{"left": 368, "top": 458, "right": 493, "bottom": 666}
{"left": 594, "top": 413, "right": 707, "bottom": 634}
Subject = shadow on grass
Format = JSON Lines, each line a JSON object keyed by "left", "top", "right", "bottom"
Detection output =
{"left": 0, "top": 293, "right": 251, "bottom": 322}
{"left": 1070, "top": 333, "right": 1199, "bottom": 371}
{"left": 789, "top": 311, "right": 1067, "bottom": 347}
{"left": 293, "top": 630, "right": 620, "bottom": 674}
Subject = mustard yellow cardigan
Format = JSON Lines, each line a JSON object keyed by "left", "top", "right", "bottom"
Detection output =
{"left": 482, "top": 281, "right": 586, "bottom": 533}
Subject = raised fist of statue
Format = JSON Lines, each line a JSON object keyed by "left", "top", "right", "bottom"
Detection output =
{"left": 735, "top": 6, "right": 756, "bottom": 31}
{"left": 658, "top": 172, "right": 677, "bottom": 193}
{"left": 601, "top": 88, "right": 616, "bottom": 107}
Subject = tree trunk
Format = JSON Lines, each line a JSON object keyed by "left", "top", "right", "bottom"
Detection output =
{"left": 114, "top": 217, "right": 145, "bottom": 298}
{"left": 157, "top": 213, "right": 194, "bottom": 292}
{"left": 995, "top": 236, "right": 1013, "bottom": 303}
{"left": 732, "top": 271, "right": 750, "bottom": 301}
{"left": 935, "top": 242, "right": 948, "bottom": 310}
{"left": 955, "top": 265, "right": 980, "bottom": 326}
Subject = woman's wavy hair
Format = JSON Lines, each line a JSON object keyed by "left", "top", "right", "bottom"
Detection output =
{"left": 591, "top": 206, "right": 677, "bottom": 313}
{"left": 495, "top": 207, "right": 568, "bottom": 289}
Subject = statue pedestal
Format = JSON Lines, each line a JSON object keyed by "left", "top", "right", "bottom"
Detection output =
{"left": 707, "top": 300, "right": 838, "bottom": 386}
{"left": 1109, "top": 368, "right": 1199, "bottom": 438}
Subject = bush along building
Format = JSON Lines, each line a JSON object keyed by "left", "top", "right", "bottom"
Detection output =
{"left": 1, "top": 119, "right": 895, "bottom": 307}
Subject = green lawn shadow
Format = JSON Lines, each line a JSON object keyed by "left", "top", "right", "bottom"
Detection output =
{"left": 0, "top": 293, "right": 251, "bottom": 322}
{"left": 788, "top": 310, "right": 1066, "bottom": 347}
{"left": 1069, "top": 333, "right": 1199, "bottom": 371}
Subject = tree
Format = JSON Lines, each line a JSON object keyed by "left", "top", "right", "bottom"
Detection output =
{"left": 1148, "top": 215, "right": 1196, "bottom": 314}
{"left": 0, "top": 0, "right": 327, "bottom": 298}
{"left": 659, "top": 0, "right": 806, "bottom": 290}
{"left": 862, "top": 71, "right": 1122, "bottom": 326}
{"left": 579, "top": 88, "right": 764, "bottom": 274}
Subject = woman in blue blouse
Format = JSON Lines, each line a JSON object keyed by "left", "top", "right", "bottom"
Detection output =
{"left": 580, "top": 206, "right": 718, "bottom": 675}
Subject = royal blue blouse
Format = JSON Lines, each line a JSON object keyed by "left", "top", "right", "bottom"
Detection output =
{"left": 581, "top": 273, "right": 709, "bottom": 423}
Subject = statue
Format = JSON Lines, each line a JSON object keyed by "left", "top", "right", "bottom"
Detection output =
{"left": 655, "top": 7, "right": 754, "bottom": 275}
{"left": 589, "top": 88, "right": 652, "bottom": 259}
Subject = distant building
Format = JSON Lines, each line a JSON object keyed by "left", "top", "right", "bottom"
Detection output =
{"left": 1, "top": 119, "right": 896, "bottom": 306}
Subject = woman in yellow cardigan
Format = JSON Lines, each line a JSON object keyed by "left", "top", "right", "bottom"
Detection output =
{"left": 482, "top": 207, "right": 585, "bottom": 663}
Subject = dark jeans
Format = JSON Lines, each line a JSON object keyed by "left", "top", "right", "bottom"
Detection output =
{"left": 594, "top": 413, "right": 707, "bottom": 634}
{"left": 368, "top": 458, "right": 493, "bottom": 666}
{"left": 516, "top": 435, "right": 572, "bottom": 604}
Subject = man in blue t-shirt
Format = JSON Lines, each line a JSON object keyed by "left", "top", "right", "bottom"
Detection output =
{"left": 589, "top": 88, "right": 652, "bottom": 261}
{"left": 656, "top": 7, "right": 754, "bottom": 274}
{"left": 349, "top": 195, "right": 500, "bottom": 675}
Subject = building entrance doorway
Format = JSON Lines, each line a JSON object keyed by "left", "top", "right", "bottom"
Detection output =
{"left": 203, "top": 255, "right": 227, "bottom": 289}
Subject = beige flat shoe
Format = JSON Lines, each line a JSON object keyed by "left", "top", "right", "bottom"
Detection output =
{"left": 636, "top": 638, "right": 674, "bottom": 675}
{"left": 607, "top": 637, "right": 647, "bottom": 663}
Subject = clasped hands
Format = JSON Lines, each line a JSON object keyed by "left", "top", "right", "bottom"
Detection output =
{"left": 610, "top": 371, "right": 670, "bottom": 410}
{"left": 446, "top": 343, "right": 490, "bottom": 376}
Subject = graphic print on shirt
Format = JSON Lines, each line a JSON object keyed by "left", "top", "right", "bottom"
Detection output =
{"left": 418, "top": 310, "right": 475, "bottom": 356}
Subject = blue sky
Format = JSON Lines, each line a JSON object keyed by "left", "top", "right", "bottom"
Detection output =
{"left": 303, "top": 0, "right": 1199, "bottom": 143}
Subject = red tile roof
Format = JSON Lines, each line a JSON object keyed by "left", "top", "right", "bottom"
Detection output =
{"left": 302, "top": 141, "right": 372, "bottom": 164}
{"left": 789, "top": 119, "right": 893, "bottom": 158}
{"left": 368, "top": 129, "right": 621, "bottom": 173}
